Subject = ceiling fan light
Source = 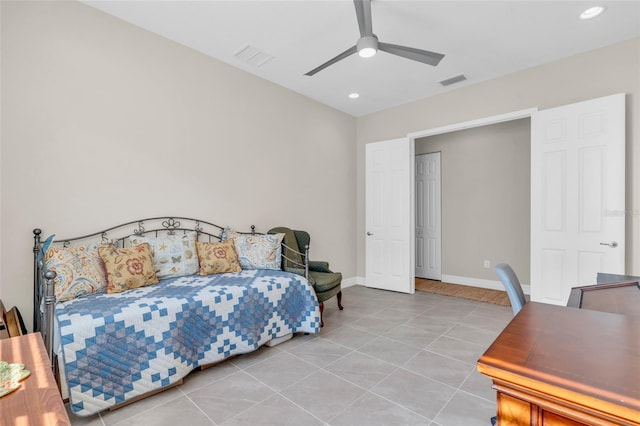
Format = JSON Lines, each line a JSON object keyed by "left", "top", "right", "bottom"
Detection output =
{"left": 580, "top": 6, "right": 607, "bottom": 20}
{"left": 357, "top": 35, "right": 378, "bottom": 58}
{"left": 358, "top": 47, "right": 376, "bottom": 58}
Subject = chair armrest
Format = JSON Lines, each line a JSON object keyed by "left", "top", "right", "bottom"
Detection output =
{"left": 308, "top": 261, "right": 332, "bottom": 273}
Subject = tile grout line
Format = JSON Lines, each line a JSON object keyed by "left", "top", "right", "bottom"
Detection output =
{"left": 181, "top": 391, "right": 218, "bottom": 425}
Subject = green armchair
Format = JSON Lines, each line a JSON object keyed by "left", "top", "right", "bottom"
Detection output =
{"left": 268, "top": 227, "right": 343, "bottom": 327}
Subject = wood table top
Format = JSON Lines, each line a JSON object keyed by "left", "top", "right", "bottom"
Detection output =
{"left": 0, "top": 333, "right": 70, "bottom": 426}
{"left": 478, "top": 302, "right": 640, "bottom": 421}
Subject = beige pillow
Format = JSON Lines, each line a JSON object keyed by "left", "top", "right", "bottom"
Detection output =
{"left": 98, "top": 243, "right": 159, "bottom": 293}
{"left": 196, "top": 239, "right": 242, "bottom": 275}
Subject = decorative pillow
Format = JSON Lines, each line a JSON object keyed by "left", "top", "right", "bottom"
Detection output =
{"left": 128, "top": 232, "right": 198, "bottom": 279}
{"left": 233, "top": 233, "right": 285, "bottom": 270}
{"left": 195, "top": 239, "right": 242, "bottom": 275}
{"left": 44, "top": 244, "right": 108, "bottom": 302}
{"left": 221, "top": 226, "right": 238, "bottom": 241}
{"left": 98, "top": 243, "right": 159, "bottom": 293}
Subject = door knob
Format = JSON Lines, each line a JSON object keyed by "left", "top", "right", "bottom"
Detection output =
{"left": 600, "top": 241, "right": 618, "bottom": 248}
{"left": 367, "top": 232, "right": 374, "bottom": 236}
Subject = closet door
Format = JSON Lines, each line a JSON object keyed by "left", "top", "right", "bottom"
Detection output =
{"left": 366, "top": 138, "right": 414, "bottom": 293}
{"left": 415, "top": 152, "right": 441, "bottom": 280}
{"left": 531, "top": 93, "right": 625, "bottom": 305}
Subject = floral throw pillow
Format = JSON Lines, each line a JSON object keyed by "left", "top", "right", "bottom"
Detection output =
{"left": 195, "top": 239, "right": 242, "bottom": 275}
{"left": 98, "top": 243, "right": 159, "bottom": 293}
{"left": 233, "top": 233, "right": 285, "bottom": 270}
{"left": 44, "top": 244, "right": 108, "bottom": 302}
{"left": 128, "top": 232, "right": 198, "bottom": 279}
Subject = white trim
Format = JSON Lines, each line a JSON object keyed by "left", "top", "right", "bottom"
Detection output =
{"left": 344, "top": 275, "right": 532, "bottom": 296}
{"left": 409, "top": 138, "right": 416, "bottom": 294}
{"left": 342, "top": 276, "right": 362, "bottom": 288}
{"left": 441, "top": 274, "right": 531, "bottom": 295}
{"left": 407, "top": 108, "right": 538, "bottom": 139}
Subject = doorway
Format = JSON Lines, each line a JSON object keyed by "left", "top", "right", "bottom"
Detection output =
{"left": 411, "top": 110, "right": 534, "bottom": 291}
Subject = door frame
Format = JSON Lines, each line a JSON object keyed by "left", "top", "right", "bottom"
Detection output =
{"left": 407, "top": 108, "right": 538, "bottom": 289}
{"left": 408, "top": 108, "right": 538, "bottom": 140}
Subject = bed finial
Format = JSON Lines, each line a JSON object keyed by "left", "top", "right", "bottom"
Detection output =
{"left": 33, "top": 229, "right": 42, "bottom": 252}
{"left": 251, "top": 225, "right": 256, "bottom": 235}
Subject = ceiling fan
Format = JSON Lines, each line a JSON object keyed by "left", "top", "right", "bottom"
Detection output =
{"left": 305, "top": 0, "right": 445, "bottom": 76}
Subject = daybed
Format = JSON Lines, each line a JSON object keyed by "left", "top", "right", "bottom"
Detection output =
{"left": 32, "top": 217, "right": 320, "bottom": 417}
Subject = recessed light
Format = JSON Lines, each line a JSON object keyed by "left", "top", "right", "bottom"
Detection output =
{"left": 580, "top": 6, "right": 607, "bottom": 20}
{"left": 348, "top": 93, "right": 360, "bottom": 99}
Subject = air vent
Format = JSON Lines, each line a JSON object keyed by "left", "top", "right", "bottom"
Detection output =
{"left": 439, "top": 74, "right": 467, "bottom": 87}
{"left": 233, "top": 44, "right": 274, "bottom": 68}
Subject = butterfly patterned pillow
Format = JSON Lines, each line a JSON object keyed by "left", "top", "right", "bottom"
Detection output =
{"left": 128, "top": 232, "right": 198, "bottom": 279}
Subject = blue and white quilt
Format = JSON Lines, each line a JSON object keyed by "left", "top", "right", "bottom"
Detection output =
{"left": 56, "top": 269, "right": 320, "bottom": 416}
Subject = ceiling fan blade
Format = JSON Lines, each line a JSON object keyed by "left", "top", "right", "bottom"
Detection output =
{"left": 354, "top": 0, "right": 373, "bottom": 37}
{"left": 378, "top": 42, "right": 445, "bottom": 67}
{"left": 304, "top": 45, "right": 357, "bottom": 76}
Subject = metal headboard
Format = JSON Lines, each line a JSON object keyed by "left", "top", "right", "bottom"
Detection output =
{"left": 32, "top": 216, "right": 258, "bottom": 368}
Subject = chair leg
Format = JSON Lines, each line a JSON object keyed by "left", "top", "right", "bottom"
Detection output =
{"left": 319, "top": 302, "right": 324, "bottom": 327}
{"left": 337, "top": 290, "right": 343, "bottom": 310}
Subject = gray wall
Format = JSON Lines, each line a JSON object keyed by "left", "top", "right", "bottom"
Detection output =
{"left": 0, "top": 1, "right": 356, "bottom": 329}
{"left": 416, "top": 119, "right": 531, "bottom": 283}
{"left": 357, "top": 38, "right": 640, "bottom": 279}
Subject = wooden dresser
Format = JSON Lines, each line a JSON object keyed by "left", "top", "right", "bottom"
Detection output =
{"left": 477, "top": 302, "right": 640, "bottom": 425}
{"left": 0, "top": 333, "right": 70, "bottom": 426}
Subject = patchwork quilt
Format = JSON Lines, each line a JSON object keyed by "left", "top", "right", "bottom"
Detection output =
{"left": 56, "top": 269, "right": 320, "bottom": 416}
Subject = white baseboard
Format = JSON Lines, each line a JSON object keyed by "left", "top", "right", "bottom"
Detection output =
{"left": 441, "top": 274, "right": 531, "bottom": 295}
{"left": 341, "top": 276, "right": 363, "bottom": 288}
{"left": 342, "top": 275, "right": 530, "bottom": 295}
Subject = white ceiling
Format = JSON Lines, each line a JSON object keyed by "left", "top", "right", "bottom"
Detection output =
{"left": 83, "top": 1, "right": 640, "bottom": 117}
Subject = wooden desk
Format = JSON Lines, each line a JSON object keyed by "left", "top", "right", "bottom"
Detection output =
{"left": 0, "top": 333, "right": 70, "bottom": 426}
{"left": 477, "top": 303, "right": 640, "bottom": 426}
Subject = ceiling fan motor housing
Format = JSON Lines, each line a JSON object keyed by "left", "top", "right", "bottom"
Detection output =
{"left": 357, "top": 35, "right": 379, "bottom": 57}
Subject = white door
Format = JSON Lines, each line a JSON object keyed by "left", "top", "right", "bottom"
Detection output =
{"left": 531, "top": 93, "right": 625, "bottom": 305}
{"left": 366, "top": 138, "right": 415, "bottom": 293}
{"left": 416, "top": 153, "right": 442, "bottom": 280}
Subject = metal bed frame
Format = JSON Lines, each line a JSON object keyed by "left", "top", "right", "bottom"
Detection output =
{"left": 32, "top": 216, "right": 309, "bottom": 372}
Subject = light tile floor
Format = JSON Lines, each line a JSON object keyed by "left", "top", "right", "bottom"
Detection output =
{"left": 66, "top": 285, "right": 514, "bottom": 426}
